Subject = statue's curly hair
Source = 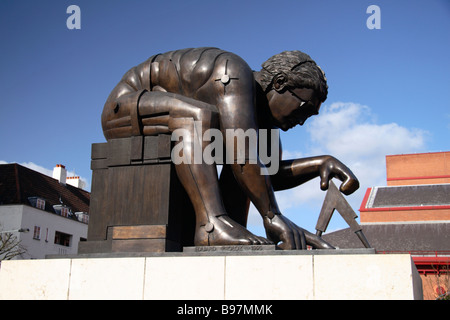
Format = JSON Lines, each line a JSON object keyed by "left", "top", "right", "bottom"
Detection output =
{"left": 259, "top": 50, "right": 328, "bottom": 102}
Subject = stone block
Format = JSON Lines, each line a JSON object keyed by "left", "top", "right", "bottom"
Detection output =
{"left": 68, "top": 257, "right": 146, "bottom": 300}
{"left": 224, "top": 255, "right": 314, "bottom": 299}
{"left": 0, "top": 253, "right": 423, "bottom": 300}
{"left": 0, "top": 259, "right": 71, "bottom": 300}
{"left": 143, "top": 256, "right": 225, "bottom": 300}
{"left": 313, "top": 254, "right": 422, "bottom": 299}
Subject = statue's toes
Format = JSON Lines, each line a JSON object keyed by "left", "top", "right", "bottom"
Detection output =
{"left": 248, "top": 235, "right": 272, "bottom": 245}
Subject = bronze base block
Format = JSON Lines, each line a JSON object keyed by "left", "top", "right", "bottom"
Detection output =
{"left": 79, "top": 225, "right": 181, "bottom": 253}
{"left": 79, "top": 136, "right": 196, "bottom": 254}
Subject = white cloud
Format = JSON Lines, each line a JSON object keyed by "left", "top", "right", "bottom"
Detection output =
{"left": 19, "top": 162, "right": 54, "bottom": 177}
{"left": 305, "top": 102, "right": 427, "bottom": 188}
{"left": 280, "top": 149, "right": 304, "bottom": 160}
{"left": 307, "top": 102, "right": 426, "bottom": 158}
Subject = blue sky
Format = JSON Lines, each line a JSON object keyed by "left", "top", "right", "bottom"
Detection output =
{"left": 1, "top": 0, "right": 449, "bottom": 237}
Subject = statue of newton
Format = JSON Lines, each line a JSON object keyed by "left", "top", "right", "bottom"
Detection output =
{"left": 102, "top": 47, "right": 359, "bottom": 249}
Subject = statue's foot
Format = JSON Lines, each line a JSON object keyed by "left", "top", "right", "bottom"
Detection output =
{"left": 194, "top": 215, "right": 272, "bottom": 246}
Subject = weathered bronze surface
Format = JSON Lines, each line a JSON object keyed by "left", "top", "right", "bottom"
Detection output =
{"left": 85, "top": 47, "right": 361, "bottom": 252}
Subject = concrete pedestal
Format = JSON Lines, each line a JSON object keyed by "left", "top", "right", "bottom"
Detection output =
{"left": 0, "top": 251, "right": 422, "bottom": 300}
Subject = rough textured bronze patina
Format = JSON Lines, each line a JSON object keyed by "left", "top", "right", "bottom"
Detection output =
{"left": 88, "top": 47, "right": 361, "bottom": 252}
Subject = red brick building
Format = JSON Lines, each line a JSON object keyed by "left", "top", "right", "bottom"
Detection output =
{"left": 324, "top": 151, "right": 450, "bottom": 300}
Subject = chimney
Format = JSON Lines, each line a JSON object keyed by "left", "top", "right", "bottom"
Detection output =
{"left": 66, "top": 176, "right": 83, "bottom": 189}
{"left": 53, "top": 164, "right": 67, "bottom": 185}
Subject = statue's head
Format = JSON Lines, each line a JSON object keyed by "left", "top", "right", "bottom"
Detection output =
{"left": 259, "top": 51, "right": 328, "bottom": 131}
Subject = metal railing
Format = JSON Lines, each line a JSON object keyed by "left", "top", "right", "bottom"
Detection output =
{"left": 376, "top": 250, "right": 450, "bottom": 257}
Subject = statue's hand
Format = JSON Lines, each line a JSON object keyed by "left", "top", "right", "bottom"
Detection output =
{"left": 319, "top": 156, "right": 359, "bottom": 195}
{"left": 263, "top": 213, "right": 335, "bottom": 250}
{"left": 263, "top": 214, "right": 307, "bottom": 250}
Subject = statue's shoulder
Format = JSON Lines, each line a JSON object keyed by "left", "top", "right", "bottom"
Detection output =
{"left": 151, "top": 47, "right": 248, "bottom": 70}
{"left": 138, "top": 48, "right": 253, "bottom": 95}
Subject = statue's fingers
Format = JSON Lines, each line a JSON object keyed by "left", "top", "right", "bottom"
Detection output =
{"left": 291, "top": 226, "right": 306, "bottom": 250}
{"left": 279, "top": 232, "right": 296, "bottom": 250}
{"left": 340, "top": 175, "right": 360, "bottom": 195}
{"left": 319, "top": 166, "right": 331, "bottom": 191}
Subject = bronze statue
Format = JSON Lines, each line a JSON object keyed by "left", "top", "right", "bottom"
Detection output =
{"left": 101, "top": 47, "right": 359, "bottom": 250}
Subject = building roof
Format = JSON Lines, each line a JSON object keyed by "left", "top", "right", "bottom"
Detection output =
{"left": 0, "top": 163, "right": 90, "bottom": 213}
{"left": 323, "top": 223, "right": 450, "bottom": 252}
{"left": 325, "top": 152, "right": 450, "bottom": 266}
{"left": 365, "top": 184, "right": 450, "bottom": 209}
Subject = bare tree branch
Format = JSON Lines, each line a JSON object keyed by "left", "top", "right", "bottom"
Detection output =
{"left": 0, "top": 230, "right": 27, "bottom": 260}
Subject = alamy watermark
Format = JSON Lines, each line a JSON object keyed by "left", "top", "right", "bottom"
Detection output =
{"left": 66, "top": 5, "right": 81, "bottom": 30}
{"left": 171, "top": 121, "right": 280, "bottom": 175}
{"left": 65, "top": 6, "right": 381, "bottom": 32}
{"left": 366, "top": 5, "right": 381, "bottom": 30}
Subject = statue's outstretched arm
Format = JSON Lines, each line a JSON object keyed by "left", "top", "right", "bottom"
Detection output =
{"left": 271, "top": 155, "right": 359, "bottom": 195}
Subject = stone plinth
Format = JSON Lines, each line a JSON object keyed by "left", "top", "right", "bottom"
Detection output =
{"left": 0, "top": 252, "right": 422, "bottom": 300}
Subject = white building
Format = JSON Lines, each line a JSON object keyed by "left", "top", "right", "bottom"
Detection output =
{"left": 0, "top": 163, "right": 90, "bottom": 259}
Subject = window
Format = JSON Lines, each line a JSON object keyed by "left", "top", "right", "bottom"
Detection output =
{"left": 61, "top": 206, "right": 69, "bottom": 218}
{"left": 54, "top": 231, "right": 72, "bottom": 247}
{"left": 28, "top": 197, "right": 46, "bottom": 210}
{"left": 33, "top": 226, "right": 41, "bottom": 240}
{"left": 36, "top": 198, "right": 45, "bottom": 210}
{"left": 53, "top": 204, "right": 71, "bottom": 218}
{"left": 75, "top": 212, "right": 89, "bottom": 224}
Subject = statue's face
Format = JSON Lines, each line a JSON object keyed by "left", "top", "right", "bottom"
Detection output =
{"left": 267, "top": 87, "right": 321, "bottom": 131}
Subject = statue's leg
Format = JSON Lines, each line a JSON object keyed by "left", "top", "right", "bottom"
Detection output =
{"left": 138, "top": 92, "right": 270, "bottom": 246}
{"left": 219, "top": 164, "right": 250, "bottom": 227}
